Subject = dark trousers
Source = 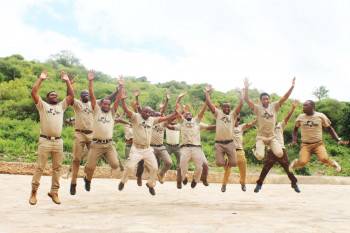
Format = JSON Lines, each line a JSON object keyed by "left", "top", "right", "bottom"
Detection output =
{"left": 256, "top": 149, "right": 297, "bottom": 186}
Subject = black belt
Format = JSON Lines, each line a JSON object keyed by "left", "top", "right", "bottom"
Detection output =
{"left": 180, "top": 144, "right": 201, "bottom": 148}
{"left": 166, "top": 143, "right": 179, "bottom": 147}
{"left": 215, "top": 140, "right": 233, "bottom": 144}
{"left": 75, "top": 129, "right": 93, "bottom": 134}
{"left": 125, "top": 144, "right": 132, "bottom": 147}
{"left": 236, "top": 149, "right": 243, "bottom": 151}
{"left": 151, "top": 144, "right": 163, "bottom": 147}
{"left": 40, "top": 135, "right": 61, "bottom": 140}
{"left": 302, "top": 141, "right": 322, "bottom": 145}
{"left": 93, "top": 138, "right": 112, "bottom": 144}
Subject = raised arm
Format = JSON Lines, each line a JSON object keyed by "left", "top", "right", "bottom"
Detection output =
{"left": 234, "top": 90, "right": 244, "bottom": 115}
{"left": 204, "top": 85, "right": 216, "bottom": 114}
{"left": 119, "top": 85, "right": 133, "bottom": 119}
{"left": 31, "top": 71, "right": 48, "bottom": 104}
{"left": 278, "top": 77, "right": 295, "bottom": 107}
{"left": 87, "top": 70, "right": 96, "bottom": 109}
{"left": 283, "top": 100, "right": 298, "bottom": 125}
{"left": 243, "top": 78, "right": 255, "bottom": 110}
{"left": 61, "top": 71, "right": 74, "bottom": 105}
{"left": 197, "top": 102, "right": 207, "bottom": 121}
{"left": 112, "top": 78, "right": 125, "bottom": 112}
{"left": 159, "top": 91, "right": 170, "bottom": 115}
{"left": 132, "top": 90, "right": 142, "bottom": 113}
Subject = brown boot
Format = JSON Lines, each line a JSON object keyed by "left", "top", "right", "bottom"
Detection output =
{"left": 29, "top": 190, "right": 37, "bottom": 205}
{"left": 48, "top": 192, "right": 61, "bottom": 205}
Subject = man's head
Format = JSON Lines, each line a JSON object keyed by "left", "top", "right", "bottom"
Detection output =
{"left": 260, "top": 92, "right": 270, "bottom": 107}
{"left": 80, "top": 90, "right": 89, "bottom": 103}
{"left": 100, "top": 98, "right": 111, "bottom": 112}
{"left": 221, "top": 102, "right": 231, "bottom": 115}
{"left": 46, "top": 91, "right": 58, "bottom": 104}
{"left": 302, "top": 100, "right": 315, "bottom": 115}
{"left": 141, "top": 106, "right": 153, "bottom": 120}
{"left": 183, "top": 112, "right": 193, "bottom": 121}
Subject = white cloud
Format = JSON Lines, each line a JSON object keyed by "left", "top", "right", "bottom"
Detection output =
{"left": 0, "top": 0, "right": 349, "bottom": 101}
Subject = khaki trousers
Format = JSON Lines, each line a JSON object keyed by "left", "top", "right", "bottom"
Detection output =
{"left": 121, "top": 146, "right": 158, "bottom": 188}
{"left": 236, "top": 149, "right": 247, "bottom": 185}
{"left": 179, "top": 147, "right": 206, "bottom": 182}
{"left": 32, "top": 138, "right": 64, "bottom": 194}
{"left": 84, "top": 142, "right": 120, "bottom": 181}
{"left": 255, "top": 137, "right": 283, "bottom": 160}
{"left": 215, "top": 142, "right": 237, "bottom": 167}
{"left": 153, "top": 146, "right": 172, "bottom": 177}
{"left": 71, "top": 131, "right": 93, "bottom": 184}
{"left": 292, "top": 141, "right": 337, "bottom": 169}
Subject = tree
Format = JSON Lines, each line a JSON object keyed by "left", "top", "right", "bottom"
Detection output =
{"left": 48, "top": 50, "right": 80, "bottom": 67}
{"left": 313, "top": 86, "right": 329, "bottom": 101}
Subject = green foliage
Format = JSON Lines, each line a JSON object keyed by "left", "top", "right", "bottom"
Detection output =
{"left": 1, "top": 54, "right": 350, "bottom": 176}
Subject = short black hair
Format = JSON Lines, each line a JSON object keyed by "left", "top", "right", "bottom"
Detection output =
{"left": 306, "top": 100, "right": 315, "bottom": 109}
{"left": 46, "top": 91, "right": 56, "bottom": 98}
{"left": 260, "top": 92, "right": 270, "bottom": 100}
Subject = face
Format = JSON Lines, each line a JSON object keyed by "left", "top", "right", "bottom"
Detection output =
{"left": 47, "top": 92, "right": 58, "bottom": 104}
{"left": 221, "top": 103, "right": 231, "bottom": 115}
{"left": 260, "top": 95, "right": 270, "bottom": 107}
{"left": 303, "top": 101, "right": 314, "bottom": 115}
{"left": 141, "top": 107, "right": 152, "bottom": 120}
{"left": 80, "top": 91, "right": 89, "bottom": 103}
{"left": 101, "top": 99, "right": 111, "bottom": 112}
{"left": 183, "top": 112, "right": 193, "bottom": 121}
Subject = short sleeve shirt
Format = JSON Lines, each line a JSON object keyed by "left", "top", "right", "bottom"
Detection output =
{"left": 178, "top": 118, "right": 202, "bottom": 146}
{"left": 274, "top": 121, "right": 286, "bottom": 149}
{"left": 36, "top": 97, "right": 68, "bottom": 137}
{"left": 131, "top": 112, "right": 158, "bottom": 147}
{"left": 151, "top": 122, "right": 166, "bottom": 145}
{"left": 92, "top": 105, "right": 116, "bottom": 139}
{"left": 253, "top": 101, "right": 280, "bottom": 138}
{"left": 233, "top": 123, "right": 246, "bottom": 150}
{"left": 73, "top": 99, "right": 93, "bottom": 131}
{"left": 214, "top": 108, "right": 237, "bottom": 141}
{"left": 295, "top": 112, "right": 331, "bottom": 143}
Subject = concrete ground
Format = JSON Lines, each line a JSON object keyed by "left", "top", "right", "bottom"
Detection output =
{"left": 1, "top": 174, "right": 350, "bottom": 233}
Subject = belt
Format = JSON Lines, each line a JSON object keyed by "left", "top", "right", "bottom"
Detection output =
{"left": 93, "top": 138, "right": 112, "bottom": 144}
{"left": 302, "top": 141, "right": 322, "bottom": 145}
{"left": 133, "top": 144, "right": 150, "bottom": 149}
{"left": 180, "top": 144, "right": 201, "bottom": 148}
{"left": 75, "top": 129, "right": 93, "bottom": 134}
{"left": 125, "top": 144, "right": 132, "bottom": 147}
{"left": 151, "top": 144, "right": 163, "bottom": 147}
{"left": 215, "top": 140, "right": 233, "bottom": 144}
{"left": 166, "top": 143, "right": 179, "bottom": 147}
{"left": 236, "top": 149, "right": 243, "bottom": 151}
{"left": 40, "top": 134, "right": 61, "bottom": 140}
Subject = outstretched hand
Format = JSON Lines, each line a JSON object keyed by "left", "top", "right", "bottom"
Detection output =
{"left": 39, "top": 71, "right": 48, "bottom": 80}
{"left": 133, "top": 90, "right": 140, "bottom": 97}
{"left": 60, "top": 71, "right": 70, "bottom": 81}
{"left": 87, "top": 70, "right": 95, "bottom": 81}
{"left": 176, "top": 92, "right": 186, "bottom": 103}
{"left": 204, "top": 85, "right": 213, "bottom": 93}
{"left": 292, "top": 99, "right": 299, "bottom": 108}
{"left": 292, "top": 77, "right": 296, "bottom": 86}
{"left": 244, "top": 78, "right": 250, "bottom": 88}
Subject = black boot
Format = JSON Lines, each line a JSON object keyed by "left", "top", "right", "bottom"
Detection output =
{"left": 84, "top": 177, "right": 91, "bottom": 192}
{"left": 254, "top": 184, "right": 262, "bottom": 193}
{"left": 241, "top": 184, "right": 247, "bottom": 192}
{"left": 292, "top": 183, "right": 301, "bottom": 193}
{"left": 70, "top": 183, "right": 77, "bottom": 195}
{"left": 191, "top": 180, "right": 197, "bottom": 188}
{"left": 146, "top": 183, "right": 156, "bottom": 196}
{"left": 183, "top": 177, "right": 188, "bottom": 185}
{"left": 221, "top": 184, "right": 226, "bottom": 192}
{"left": 118, "top": 182, "right": 124, "bottom": 191}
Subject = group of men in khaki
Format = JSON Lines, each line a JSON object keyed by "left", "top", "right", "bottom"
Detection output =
{"left": 29, "top": 71, "right": 344, "bottom": 205}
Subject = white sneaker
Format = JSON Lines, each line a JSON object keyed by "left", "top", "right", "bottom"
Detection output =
{"left": 333, "top": 161, "right": 342, "bottom": 172}
{"left": 289, "top": 159, "right": 298, "bottom": 172}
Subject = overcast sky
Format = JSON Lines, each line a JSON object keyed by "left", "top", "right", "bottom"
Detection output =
{"left": 1, "top": 0, "right": 350, "bottom": 101}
